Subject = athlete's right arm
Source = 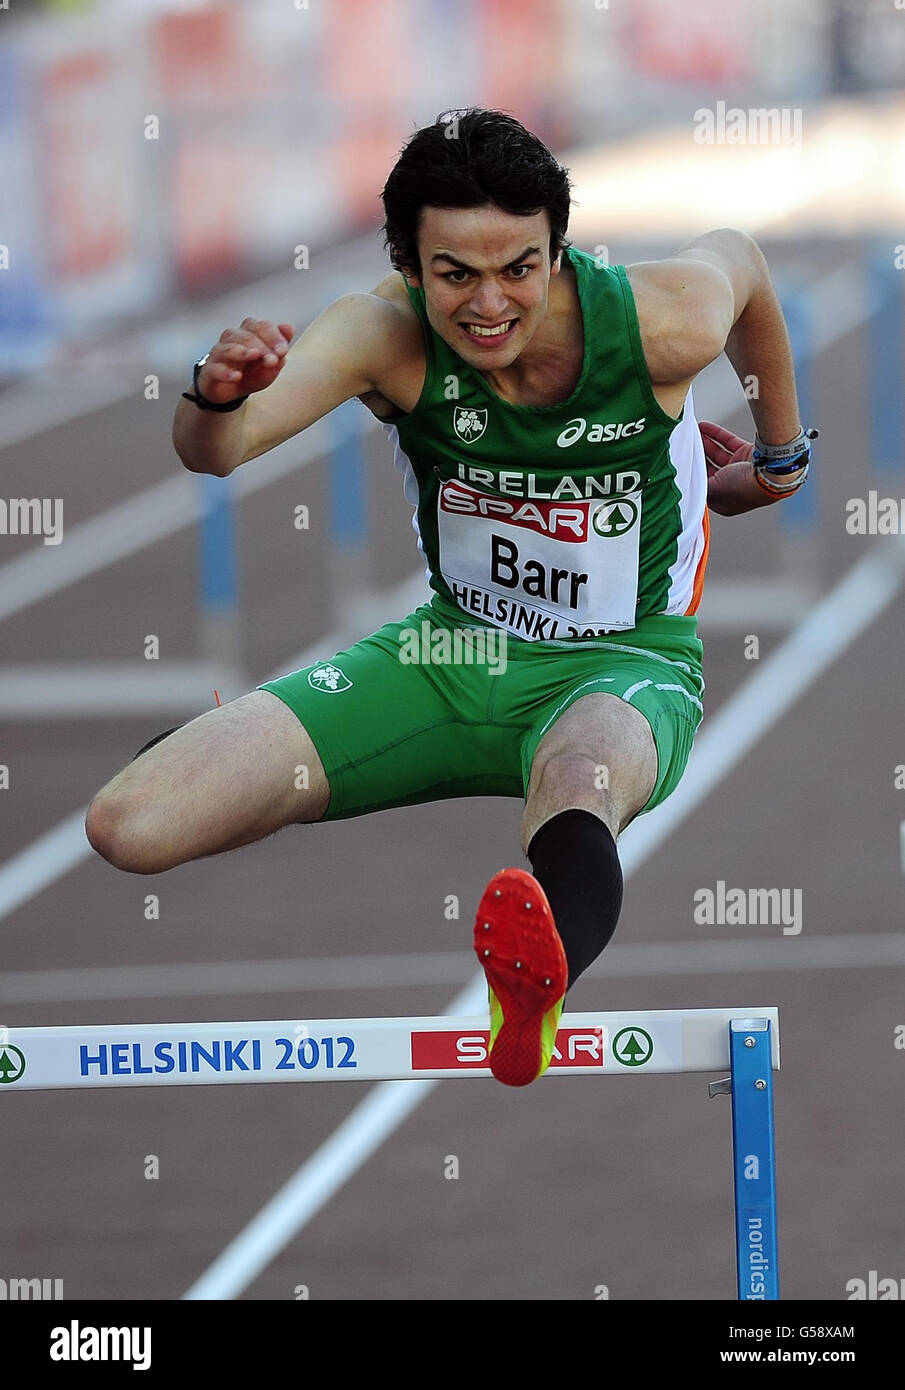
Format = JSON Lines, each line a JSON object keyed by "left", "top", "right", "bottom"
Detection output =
{"left": 173, "top": 294, "right": 409, "bottom": 478}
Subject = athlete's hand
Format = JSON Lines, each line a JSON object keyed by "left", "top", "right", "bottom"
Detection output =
{"left": 699, "top": 420, "right": 767, "bottom": 515}
{"left": 699, "top": 420, "right": 753, "bottom": 477}
{"left": 196, "top": 319, "right": 295, "bottom": 405}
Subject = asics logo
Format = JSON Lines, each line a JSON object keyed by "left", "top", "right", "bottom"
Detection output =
{"left": 556, "top": 417, "right": 646, "bottom": 447}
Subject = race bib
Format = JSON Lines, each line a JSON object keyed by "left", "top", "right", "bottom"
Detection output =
{"left": 437, "top": 478, "right": 642, "bottom": 641}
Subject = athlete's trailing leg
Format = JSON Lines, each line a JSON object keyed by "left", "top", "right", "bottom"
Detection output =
{"left": 86, "top": 690, "right": 330, "bottom": 874}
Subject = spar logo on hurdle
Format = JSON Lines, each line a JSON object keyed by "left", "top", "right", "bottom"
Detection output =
{"left": 410, "top": 1027, "right": 604, "bottom": 1071}
{"left": 0, "top": 1045, "right": 26, "bottom": 1084}
{"left": 612, "top": 1026, "right": 654, "bottom": 1067}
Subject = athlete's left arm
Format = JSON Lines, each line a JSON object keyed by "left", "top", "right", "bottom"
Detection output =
{"left": 652, "top": 228, "right": 809, "bottom": 516}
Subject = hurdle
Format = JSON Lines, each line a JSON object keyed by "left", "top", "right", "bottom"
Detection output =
{"left": 0, "top": 1006, "right": 780, "bottom": 1300}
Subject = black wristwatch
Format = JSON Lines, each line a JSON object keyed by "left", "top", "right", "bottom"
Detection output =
{"left": 181, "top": 353, "right": 249, "bottom": 412}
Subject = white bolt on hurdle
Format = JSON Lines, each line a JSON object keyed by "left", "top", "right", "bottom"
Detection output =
{"left": 0, "top": 1006, "right": 779, "bottom": 1300}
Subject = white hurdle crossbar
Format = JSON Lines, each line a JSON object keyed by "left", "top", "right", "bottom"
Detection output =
{"left": 0, "top": 1007, "right": 780, "bottom": 1299}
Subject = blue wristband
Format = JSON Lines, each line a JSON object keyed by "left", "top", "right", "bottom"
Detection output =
{"left": 753, "top": 427, "right": 818, "bottom": 475}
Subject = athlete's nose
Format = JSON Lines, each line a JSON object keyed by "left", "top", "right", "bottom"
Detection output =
{"left": 466, "top": 279, "right": 511, "bottom": 323}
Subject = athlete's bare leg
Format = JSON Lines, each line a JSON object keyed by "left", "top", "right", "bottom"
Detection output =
{"left": 520, "top": 691, "right": 658, "bottom": 851}
{"left": 85, "top": 690, "right": 329, "bottom": 874}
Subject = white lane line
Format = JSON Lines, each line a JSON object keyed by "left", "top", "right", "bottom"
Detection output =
{"left": 187, "top": 1080, "right": 440, "bottom": 1285}
{"left": 0, "top": 953, "right": 472, "bottom": 1003}
{"left": 0, "top": 231, "right": 383, "bottom": 453}
{"left": 0, "top": 570, "right": 429, "bottom": 924}
{"left": 0, "top": 818, "right": 98, "bottom": 928}
{"left": 594, "top": 934, "right": 905, "bottom": 975}
{"left": 182, "top": 535, "right": 905, "bottom": 1300}
{"left": 0, "top": 662, "right": 245, "bottom": 717}
{"left": 618, "top": 537, "right": 905, "bottom": 873}
{"left": 0, "top": 472, "right": 192, "bottom": 624}
{"left": 4, "top": 932, "right": 904, "bottom": 1006}
{"left": 0, "top": 416, "right": 345, "bottom": 625}
{"left": 0, "top": 228, "right": 387, "bottom": 625}
{"left": 183, "top": 973, "right": 487, "bottom": 1302}
{"left": 0, "top": 375, "right": 141, "bottom": 453}
{"left": 0, "top": 806, "right": 95, "bottom": 925}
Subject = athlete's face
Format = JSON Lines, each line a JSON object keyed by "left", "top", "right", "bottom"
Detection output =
{"left": 407, "top": 205, "right": 560, "bottom": 367}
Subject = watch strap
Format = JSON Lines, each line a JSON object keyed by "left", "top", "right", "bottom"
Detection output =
{"left": 182, "top": 357, "right": 249, "bottom": 412}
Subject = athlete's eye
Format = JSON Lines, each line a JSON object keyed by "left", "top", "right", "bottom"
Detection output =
{"left": 443, "top": 269, "right": 471, "bottom": 283}
{"left": 507, "top": 264, "right": 533, "bottom": 278}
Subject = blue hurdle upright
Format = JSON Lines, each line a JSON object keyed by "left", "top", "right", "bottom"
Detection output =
{"left": 724, "top": 1017, "right": 780, "bottom": 1300}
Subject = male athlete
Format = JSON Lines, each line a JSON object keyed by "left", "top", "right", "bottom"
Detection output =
{"left": 86, "top": 110, "right": 814, "bottom": 1087}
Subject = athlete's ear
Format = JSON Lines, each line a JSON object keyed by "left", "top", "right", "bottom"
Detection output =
{"left": 391, "top": 247, "right": 421, "bottom": 289}
{"left": 550, "top": 251, "right": 563, "bottom": 276}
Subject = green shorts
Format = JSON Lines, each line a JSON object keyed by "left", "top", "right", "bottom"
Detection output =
{"left": 258, "top": 594, "right": 704, "bottom": 822}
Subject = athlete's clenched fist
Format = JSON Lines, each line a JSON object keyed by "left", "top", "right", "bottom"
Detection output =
{"left": 196, "top": 318, "right": 295, "bottom": 405}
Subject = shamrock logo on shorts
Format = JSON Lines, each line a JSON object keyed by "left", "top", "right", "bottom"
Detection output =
{"left": 307, "top": 664, "right": 352, "bottom": 693}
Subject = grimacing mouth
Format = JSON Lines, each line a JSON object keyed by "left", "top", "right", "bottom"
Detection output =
{"left": 460, "top": 318, "right": 518, "bottom": 337}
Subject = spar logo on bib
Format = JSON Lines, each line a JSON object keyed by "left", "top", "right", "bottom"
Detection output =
{"left": 592, "top": 498, "right": 639, "bottom": 536}
{"left": 307, "top": 664, "right": 352, "bottom": 693}
{"left": 453, "top": 406, "right": 488, "bottom": 443}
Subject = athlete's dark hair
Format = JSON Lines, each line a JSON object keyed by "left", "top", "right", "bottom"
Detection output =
{"left": 381, "top": 108, "right": 572, "bottom": 276}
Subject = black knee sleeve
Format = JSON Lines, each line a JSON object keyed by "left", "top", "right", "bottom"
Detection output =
{"left": 527, "top": 808, "right": 623, "bottom": 989}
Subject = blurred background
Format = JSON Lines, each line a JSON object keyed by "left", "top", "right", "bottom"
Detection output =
{"left": 1, "top": 0, "right": 904, "bottom": 1302}
{"left": 1, "top": 0, "right": 903, "bottom": 376}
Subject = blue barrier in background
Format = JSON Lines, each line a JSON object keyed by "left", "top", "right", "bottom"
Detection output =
{"left": 868, "top": 244, "right": 904, "bottom": 475}
{"left": 199, "top": 472, "right": 238, "bottom": 613}
{"left": 327, "top": 398, "right": 367, "bottom": 547}
{"left": 779, "top": 290, "right": 816, "bottom": 531}
{"left": 193, "top": 298, "right": 369, "bottom": 659}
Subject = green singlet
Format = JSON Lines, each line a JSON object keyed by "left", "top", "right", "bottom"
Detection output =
{"left": 259, "top": 248, "right": 710, "bottom": 820}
